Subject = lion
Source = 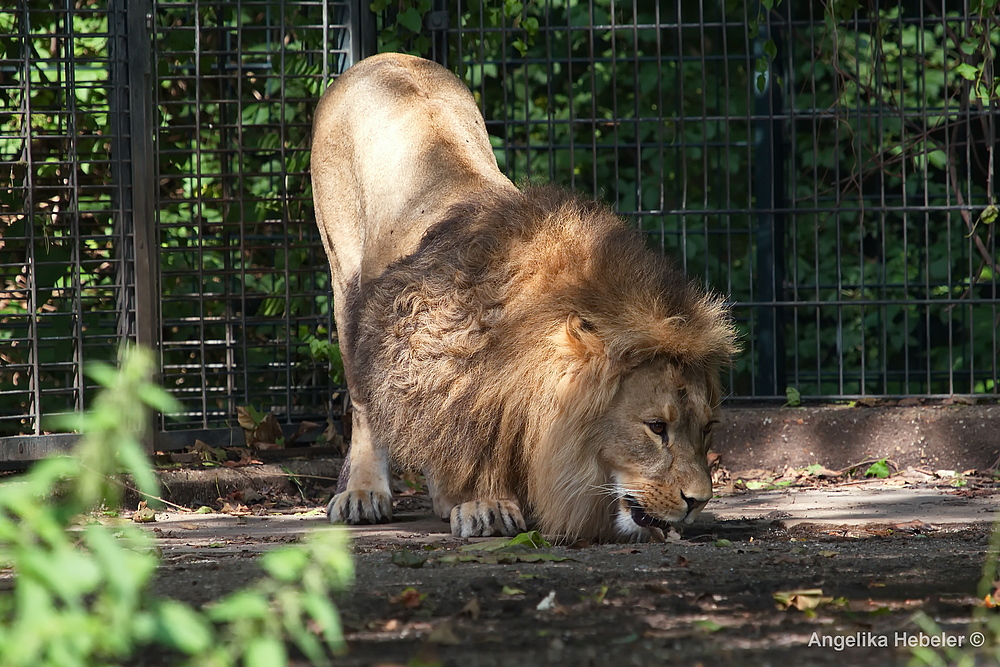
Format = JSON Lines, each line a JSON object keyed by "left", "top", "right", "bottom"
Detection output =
{"left": 310, "top": 53, "right": 739, "bottom": 542}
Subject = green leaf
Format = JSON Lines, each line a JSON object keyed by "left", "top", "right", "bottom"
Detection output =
{"left": 262, "top": 547, "right": 310, "bottom": 583}
{"left": 390, "top": 548, "right": 428, "bottom": 568}
{"left": 694, "top": 619, "right": 723, "bottom": 633}
{"left": 245, "top": 637, "right": 287, "bottom": 667}
{"left": 979, "top": 204, "right": 997, "bottom": 226}
{"left": 496, "top": 552, "right": 569, "bottom": 564}
{"left": 301, "top": 591, "right": 345, "bottom": 649}
{"left": 505, "top": 530, "right": 551, "bottom": 549}
{"left": 864, "top": 459, "right": 890, "bottom": 479}
{"left": 763, "top": 39, "right": 777, "bottom": 59}
{"left": 117, "top": 437, "right": 160, "bottom": 503}
{"left": 135, "top": 383, "right": 183, "bottom": 414}
{"left": 397, "top": 7, "right": 423, "bottom": 33}
{"left": 152, "top": 600, "right": 213, "bottom": 655}
{"left": 784, "top": 386, "right": 802, "bottom": 407}
{"left": 84, "top": 361, "right": 120, "bottom": 388}
{"left": 206, "top": 590, "right": 271, "bottom": 622}
{"left": 955, "top": 63, "right": 979, "bottom": 81}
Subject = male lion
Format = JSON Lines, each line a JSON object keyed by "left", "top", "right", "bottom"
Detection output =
{"left": 311, "top": 53, "right": 738, "bottom": 542}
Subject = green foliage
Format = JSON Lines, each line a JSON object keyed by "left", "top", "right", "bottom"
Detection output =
{"left": 907, "top": 519, "right": 1000, "bottom": 665}
{"left": 784, "top": 386, "right": 802, "bottom": 407}
{"left": 0, "top": 346, "right": 353, "bottom": 667}
{"left": 864, "top": 458, "right": 891, "bottom": 479}
{"left": 304, "top": 332, "right": 346, "bottom": 385}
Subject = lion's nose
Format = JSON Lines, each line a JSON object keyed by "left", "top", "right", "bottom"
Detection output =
{"left": 681, "top": 492, "right": 709, "bottom": 517}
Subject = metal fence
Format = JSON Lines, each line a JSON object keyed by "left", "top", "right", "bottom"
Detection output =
{"left": 1, "top": 0, "right": 359, "bottom": 459}
{"left": 437, "top": 0, "right": 999, "bottom": 400}
{"left": 1, "top": 1, "right": 997, "bottom": 461}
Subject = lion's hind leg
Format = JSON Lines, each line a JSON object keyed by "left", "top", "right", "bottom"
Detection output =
{"left": 449, "top": 500, "right": 526, "bottom": 537}
{"left": 327, "top": 407, "right": 393, "bottom": 525}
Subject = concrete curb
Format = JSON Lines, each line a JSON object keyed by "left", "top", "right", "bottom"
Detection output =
{"left": 715, "top": 404, "right": 1000, "bottom": 472}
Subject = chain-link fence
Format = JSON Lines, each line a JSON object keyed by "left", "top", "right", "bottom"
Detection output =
{"left": 2, "top": 1, "right": 997, "bottom": 462}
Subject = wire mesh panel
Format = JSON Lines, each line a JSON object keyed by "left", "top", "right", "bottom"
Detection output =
{"left": 0, "top": 3, "right": 133, "bottom": 437}
{"left": 440, "top": 0, "right": 999, "bottom": 400}
{"left": 1, "top": 0, "right": 357, "bottom": 450}
{"left": 781, "top": 4, "right": 999, "bottom": 399}
{"left": 152, "top": 0, "right": 353, "bottom": 431}
{"left": 2, "top": 0, "right": 997, "bottom": 457}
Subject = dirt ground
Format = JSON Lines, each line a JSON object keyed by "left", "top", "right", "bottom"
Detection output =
{"left": 140, "top": 452, "right": 1000, "bottom": 667}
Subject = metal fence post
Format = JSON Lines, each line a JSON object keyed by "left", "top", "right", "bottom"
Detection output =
{"left": 126, "top": 0, "right": 161, "bottom": 449}
{"left": 752, "top": 4, "right": 787, "bottom": 398}
{"left": 426, "top": 0, "right": 450, "bottom": 68}
{"left": 349, "top": 0, "right": 377, "bottom": 66}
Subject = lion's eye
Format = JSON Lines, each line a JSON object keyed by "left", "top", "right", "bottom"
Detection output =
{"left": 645, "top": 421, "right": 667, "bottom": 437}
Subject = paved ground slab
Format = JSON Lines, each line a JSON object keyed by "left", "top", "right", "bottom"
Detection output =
{"left": 140, "top": 477, "right": 999, "bottom": 666}
{"left": 147, "top": 480, "right": 1000, "bottom": 548}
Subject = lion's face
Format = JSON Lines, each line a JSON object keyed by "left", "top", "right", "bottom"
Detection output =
{"left": 595, "top": 358, "right": 717, "bottom": 540}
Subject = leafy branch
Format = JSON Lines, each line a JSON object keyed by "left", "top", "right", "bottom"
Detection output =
{"left": 0, "top": 347, "right": 353, "bottom": 667}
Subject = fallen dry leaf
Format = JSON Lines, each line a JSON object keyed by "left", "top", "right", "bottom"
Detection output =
{"left": 427, "top": 620, "right": 461, "bottom": 645}
{"left": 892, "top": 520, "right": 934, "bottom": 533}
{"left": 190, "top": 440, "right": 227, "bottom": 464}
{"left": 460, "top": 597, "right": 481, "bottom": 620}
{"left": 132, "top": 500, "right": 156, "bottom": 523}
{"left": 222, "top": 449, "right": 263, "bottom": 467}
{"left": 285, "top": 420, "right": 321, "bottom": 446}
{"left": 237, "top": 407, "right": 284, "bottom": 449}
{"left": 774, "top": 588, "right": 833, "bottom": 611}
{"left": 390, "top": 587, "right": 426, "bottom": 609}
{"left": 217, "top": 501, "right": 251, "bottom": 516}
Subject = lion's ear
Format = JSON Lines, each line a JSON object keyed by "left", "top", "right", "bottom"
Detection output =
{"left": 565, "top": 313, "right": 604, "bottom": 357}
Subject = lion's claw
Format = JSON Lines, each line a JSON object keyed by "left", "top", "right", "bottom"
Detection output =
{"left": 327, "top": 490, "right": 393, "bottom": 525}
{"left": 450, "top": 500, "right": 526, "bottom": 537}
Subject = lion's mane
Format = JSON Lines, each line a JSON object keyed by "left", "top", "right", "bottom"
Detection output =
{"left": 349, "top": 186, "right": 738, "bottom": 541}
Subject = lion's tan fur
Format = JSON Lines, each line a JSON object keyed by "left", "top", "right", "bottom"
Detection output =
{"left": 312, "top": 53, "right": 738, "bottom": 541}
{"left": 351, "top": 188, "right": 737, "bottom": 541}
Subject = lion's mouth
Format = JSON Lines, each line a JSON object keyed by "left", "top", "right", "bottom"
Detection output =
{"left": 624, "top": 496, "right": 671, "bottom": 531}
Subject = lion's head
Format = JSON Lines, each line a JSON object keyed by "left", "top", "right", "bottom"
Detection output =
{"left": 567, "top": 355, "right": 721, "bottom": 541}
{"left": 353, "top": 186, "right": 739, "bottom": 542}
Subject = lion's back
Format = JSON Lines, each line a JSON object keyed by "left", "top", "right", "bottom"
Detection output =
{"left": 311, "top": 53, "right": 515, "bottom": 287}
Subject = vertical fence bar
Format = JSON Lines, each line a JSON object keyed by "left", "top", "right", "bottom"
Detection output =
{"left": 21, "top": 5, "right": 43, "bottom": 435}
{"left": 751, "top": 2, "right": 786, "bottom": 397}
{"left": 126, "top": 0, "right": 160, "bottom": 445}
{"left": 108, "top": 0, "right": 133, "bottom": 349}
{"left": 350, "top": 0, "right": 376, "bottom": 66}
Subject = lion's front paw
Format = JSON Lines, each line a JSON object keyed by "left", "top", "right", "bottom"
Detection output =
{"left": 450, "top": 500, "right": 526, "bottom": 537}
{"left": 327, "top": 490, "right": 393, "bottom": 525}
